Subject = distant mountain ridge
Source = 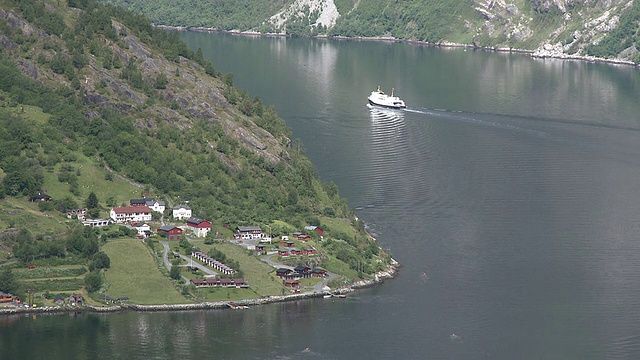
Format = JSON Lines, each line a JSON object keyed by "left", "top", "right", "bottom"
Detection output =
{"left": 99, "top": 0, "right": 640, "bottom": 63}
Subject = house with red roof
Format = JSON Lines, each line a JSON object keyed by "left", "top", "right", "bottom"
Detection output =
{"left": 186, "top": 217, "right": 212, "bottom": 238}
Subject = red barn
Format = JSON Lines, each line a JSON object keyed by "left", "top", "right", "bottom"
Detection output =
{"left": 157, "top": 225, "right": 183, "bottom": 240}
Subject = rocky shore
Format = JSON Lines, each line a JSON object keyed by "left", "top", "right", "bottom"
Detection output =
{"left": 159, "top": 25, "right": 639, "bottom": 68}
{"left": 0, "top": 258, "right": 400, "bottom": 316}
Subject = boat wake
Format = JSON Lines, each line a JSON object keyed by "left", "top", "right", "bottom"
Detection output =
{"left": 367, "top": 104, "right": 405, "bottom": 123}
{"left": 404, "top": 107, "right": 550, "bottom": 139}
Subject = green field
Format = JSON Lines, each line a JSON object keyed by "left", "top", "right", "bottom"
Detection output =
{"left": 0, "top": 198, "right": 69, "bottom": 236}
{"left": 13, "top": 265, "right": 87, "bottom": 279}
{"left": 189, "top": 240, "right": 286, "bottom": 298}
{"left": 102, "top": 239, "right": 190, "bottom": 304}
{"left": 41, "top": 153, "right": 143, "bottom": 211}
{"left": 193, "top": 287, "right": 262, "bottom": 302}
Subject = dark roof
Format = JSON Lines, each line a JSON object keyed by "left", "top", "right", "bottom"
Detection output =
{"left": 159, "top": 225, "right": 181, "bottom": 232}
{"left": 276, "top": 268, "right": 292, "bottom": 274}
{"left": 130, "top": 199, "right": 146, "bottom": 205}
{"left": 30, "top": 192, "right": 51, "bottom": 201}
{"left": 294, "top": 265, "right": 310, "bottom": 272}
{"left": 186, "top": 217, "right": 208, "bottom": 225}
{"left": 236, "top": 226, "right": 262, "bottom": 232}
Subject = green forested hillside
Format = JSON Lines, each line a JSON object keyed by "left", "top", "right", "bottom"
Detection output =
{"left": 0, "top": 0, "right": 347, "bottom": 224}
{"left": 103, "top": 0, "right": 291, "bottom": 30}
{"left": 0, "top": 0, "right": 390, "bottom": 304}
{"left": 99, "top": 0, "right": 640, "bottom": 63}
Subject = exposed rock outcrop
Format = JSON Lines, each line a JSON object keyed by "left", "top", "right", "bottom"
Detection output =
{"left": 268, "top": 0, "right": 340, "bottom": 32}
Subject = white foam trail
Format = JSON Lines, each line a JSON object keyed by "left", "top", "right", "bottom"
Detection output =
{"left": 404, "top": 107, "right": 550, "bottom": 138}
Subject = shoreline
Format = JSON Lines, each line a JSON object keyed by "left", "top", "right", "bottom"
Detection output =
{"left": 0, "top": 258, "right": 400, "bottom": 317}
{"left": 157, "top": 25, "right": 639, "bottom": 68}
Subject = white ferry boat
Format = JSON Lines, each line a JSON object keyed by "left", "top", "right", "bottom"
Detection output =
{"left": 367, "top": 86, "right": 406, "bottom": 109}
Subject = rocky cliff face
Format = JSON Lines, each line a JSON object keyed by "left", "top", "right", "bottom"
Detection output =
{"left": 471, "top": 0, "right": 634, "bottom": 59}
{"left": 264, "top": 0, "right": 636, "bottom": 62}
{"left": 268, "top": 0, "right": 340, "bottom": 32}
{"left": 0, "top": 6, "right": 289, "bottom": 169}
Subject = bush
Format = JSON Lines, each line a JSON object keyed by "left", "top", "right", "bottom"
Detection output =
{"left": 84, "top": 270, "right": 103, "bottom": 292}
{"left": 169, "top": 266, "right": 181, "bottom": 280}
{"left": 91, "top": 251, "right": 111, "bottom": 269}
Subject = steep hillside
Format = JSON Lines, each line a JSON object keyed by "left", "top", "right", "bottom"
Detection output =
{"left": 0, "top": 0, "right": 390, "bottom": 291}
{"left": 0, "top": 0, "right": 353, "bottom": 225}
{"left": 99, "top": 0, "right": 640, "bottom": 63}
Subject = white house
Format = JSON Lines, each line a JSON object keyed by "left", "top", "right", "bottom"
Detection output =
{"left": 186, "top": 217, "right": 212, "bottom": 238}
{"left": 130, "top": 198, "right": 165, "bottom": 213}
{"left": 82, "top": 218, "right": 111, "bottom": 228}
{"left": 172, "top": 205, "right": 192, "bottom": 220}
{"left": 145, "top": 199, "right": 165, "bottom": 213}
{"left": 110, "top": 206, "right": 152, "bottom": 223}
{"left": 132, "top": 222, "right": 151, "bottom": 237}
{"left": 66, "top": 209, "right": 87, "bottom": 220}
{"left": 235, "top": 226, "right": 264, "bottom": 240}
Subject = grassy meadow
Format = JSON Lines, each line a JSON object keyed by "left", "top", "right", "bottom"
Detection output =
{"left": 102, "top": 239, "right": 190, "bottom": 304}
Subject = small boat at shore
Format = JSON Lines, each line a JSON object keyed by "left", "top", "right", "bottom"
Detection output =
{"left": 227, "top": 302, "right": 249, "bottom": 309}
{"left": 368, "top": 86, "right": 406, "bottom": 109}
{"left": 323, "top": 293, "right": 347, "bottom": 299}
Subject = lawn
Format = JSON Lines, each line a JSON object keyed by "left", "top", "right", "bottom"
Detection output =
{"left": 0, "top": 198, "right": 69, "bottom": 236}
{"left": 13, "top": 265, "right": 87, "bottom": 279}
{"left": 41, "top": 153, "right": 142, "bottom": 211}
{"left": 319, "top": 216, "right": 356, "bottom": 239}
{"left": 194, "top": 287, "right": 263, "bottom": 302}
{"left": 102, "top": 239, "right": 191, "bottom": 304}
{"left": 321, "top": 256, "right": 359, "bottom": 281}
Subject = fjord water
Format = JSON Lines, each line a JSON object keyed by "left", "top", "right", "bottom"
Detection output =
{"left": 5, "top": 33, "right": 640, "bottom": 359}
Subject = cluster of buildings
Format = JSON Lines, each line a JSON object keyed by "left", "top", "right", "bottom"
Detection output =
{"left": 274, "top": 266, "right": 328, "bottom": 289}
{"left": 276, "top": 265, "right": 327, "bottom": 280}
{"left": 190, "top": 277, "right": 248, "bottom": 288}
{"left": 191, "top": 251, "right": 236, "bottom": 275}
{"left": 50, "top": 294, "right": 85, "bottom": 306}
{"left": 0, "top": 292, "right": 17, "bottom": 304}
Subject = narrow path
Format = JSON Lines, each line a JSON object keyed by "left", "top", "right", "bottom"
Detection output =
{"left": 160, "top": 241, "right": 217, "bottom": 277}
{"left": 159, "top": 240, "right": 190, "bottom": 283}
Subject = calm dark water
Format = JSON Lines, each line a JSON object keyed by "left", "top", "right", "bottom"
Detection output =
{"left": 4, "top": 33, "right": 640, "bottom": 359}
